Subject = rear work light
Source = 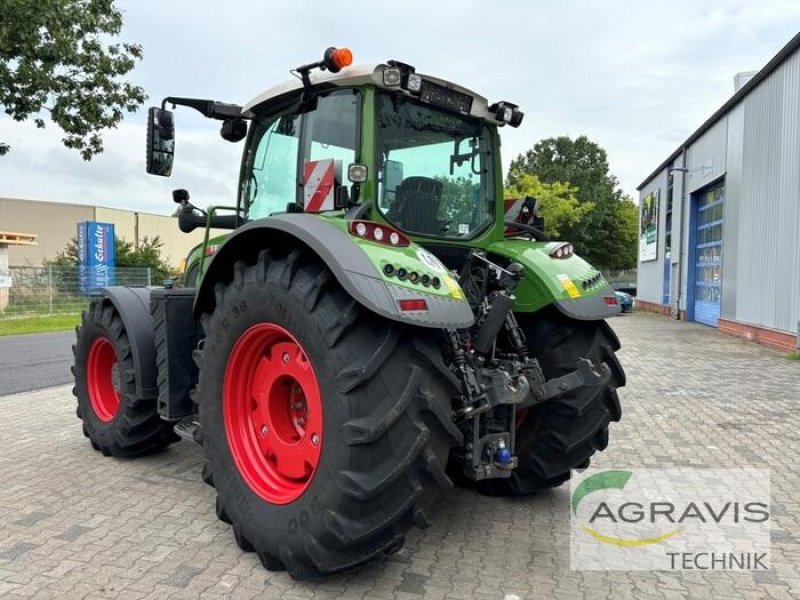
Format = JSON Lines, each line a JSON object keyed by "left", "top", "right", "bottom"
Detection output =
{"left": 489, "top": 101, "right": 524, "bottom": 127}
{"left": 549, "top": 242, "right": 574, "bottom": 259}
{"left": 399, "top": 299, "right": 428, "bottom": 312}
{"left": 348, "top": 220, "right": 410, "bottom": 247}
{"left": 604, "top": 296, "right": 618, "bottom": 306}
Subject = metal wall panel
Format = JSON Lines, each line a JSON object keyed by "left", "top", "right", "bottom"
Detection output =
{"left": 685, "top": 119, "right": 728, "bottom": 194}
{"left": 737, "top": 54, "right": 800, "bottom": 334}
{"left": 780, "top": 54, "right": 800, "bottom": 337}
{"left": 720, "top": 104, "right": 744, "bottom": 320}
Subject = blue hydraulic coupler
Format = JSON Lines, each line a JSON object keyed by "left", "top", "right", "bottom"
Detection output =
{"left": 494, "top": 440, "right": 513, "bottom": 466}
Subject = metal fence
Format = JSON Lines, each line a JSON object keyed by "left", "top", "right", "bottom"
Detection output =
{"left": 0, "top": 265, "right": 636, "bottom": 317}
{"left": 0, "top": 266, "right": 152, "bottom": 317}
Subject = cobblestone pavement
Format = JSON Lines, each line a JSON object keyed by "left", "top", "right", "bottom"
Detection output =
{"left": 1, "top": 313, "right": 799, "bottom": 599}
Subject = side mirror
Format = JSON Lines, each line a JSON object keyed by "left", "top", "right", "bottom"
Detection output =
{"left": 146, "top": 107, "right": 175, "bottom": 176}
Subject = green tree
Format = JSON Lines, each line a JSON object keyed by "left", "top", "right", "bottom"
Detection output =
{"left": 508, "top": 135, "right": 637, "bottom": 269}
{"left": 605, "top": 198, "right": 639, "bottom": 271}
{"left": 435, "top": 175, "right": 476, "bottom": 227}
{"left": 49, "top": 235, "right": 174, "bottom": 283}
{"left": 505, "top": 170, "right": 593, "bottom": 239}
{"left": 0, "top": 0, "right": 146, "bottom": 158}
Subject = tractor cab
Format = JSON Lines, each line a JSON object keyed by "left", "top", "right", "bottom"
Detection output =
{"left": 146, "top": 48, "right": 526, "bottom": 255}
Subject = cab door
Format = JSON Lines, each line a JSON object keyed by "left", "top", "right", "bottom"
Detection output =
{"left": 240, "top": 88, "right": 360, "bottom": 219}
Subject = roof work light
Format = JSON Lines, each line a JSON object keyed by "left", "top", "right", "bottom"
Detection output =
{"left": 489, "top": 101, "right": 524, "bottom": 127}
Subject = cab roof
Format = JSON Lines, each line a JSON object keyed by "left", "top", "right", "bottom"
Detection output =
{"left": 242, "top": 62, "right": 498, "bottom": 124}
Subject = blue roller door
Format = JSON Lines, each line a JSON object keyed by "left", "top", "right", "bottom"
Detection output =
{"left": 693, "top": 185, "right": 724, "bottom": 327}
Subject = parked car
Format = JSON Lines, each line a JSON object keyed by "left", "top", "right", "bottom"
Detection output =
{"left": 615, "top": 290, "right": 634, "bottom": 313}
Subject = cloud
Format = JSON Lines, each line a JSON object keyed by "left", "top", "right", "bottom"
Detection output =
{"left": 0, "top": 117, "right": 240, "bottom": 214}
{"left": 2, "top": 0, "right": 799, "bottom": 210}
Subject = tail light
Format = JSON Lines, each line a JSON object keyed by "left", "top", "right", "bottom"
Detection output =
{"left": 549, "top": 242, "right": 574, "bottom": 259}
{"left": 348, "top": 220, "right": 410, "bottom": 247}
{"left": 604, "top": 296, "right": 618, "bottom": 306}
{"left": 399, "top": 299, "right": 428, "bottom": 312}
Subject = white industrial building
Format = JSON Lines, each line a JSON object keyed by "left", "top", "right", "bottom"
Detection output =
{"left": 636, "top": 33, "right": 800, "bottom": 352}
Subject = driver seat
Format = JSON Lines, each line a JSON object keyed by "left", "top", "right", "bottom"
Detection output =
{"left": 391, "top": 176, "right": 443, "bottom": 236}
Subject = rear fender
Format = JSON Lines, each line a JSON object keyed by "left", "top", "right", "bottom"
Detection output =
{"left": 487, "top": 239, "right": 619, "bottom": 320}
{"left": 97, "top": 287, "right": 158, "bottom": 399}
{"left": 194, "top": 213, "right": 474, "bottom": 329}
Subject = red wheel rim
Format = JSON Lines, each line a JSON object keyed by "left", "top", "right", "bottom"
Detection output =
{"left": 224, "top": 323, "right": 323, "bottom": 504}
{"left": 86, "top": 337, "right": 121, "bottom": 422}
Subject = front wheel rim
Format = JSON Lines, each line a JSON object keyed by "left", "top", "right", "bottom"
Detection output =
{"left": 86, "top": 337, "right": 121, "bottom": 422}
{"left": 224, "top": 323, "right": 323, "bottom": 504}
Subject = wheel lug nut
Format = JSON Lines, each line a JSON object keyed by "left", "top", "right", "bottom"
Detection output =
{"left": 261, "top": 425, "right": 268, "bottom": 436}
{"left": 282, "top": 352, "right": 290, "bottom": 364}
{"left": 311, "top": 434, "right": 320, "bottom": 446}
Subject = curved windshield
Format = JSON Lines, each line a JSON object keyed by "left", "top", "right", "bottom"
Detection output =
{"left": 376, "top": 91, "right": 495, "bottom": 239}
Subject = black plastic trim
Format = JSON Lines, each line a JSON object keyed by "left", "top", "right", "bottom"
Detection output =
{"left": 552, "top": 284, "right": 620, "bottom": 321}
{"left": 99, "top": 287, "right": 158, "bottom": 399}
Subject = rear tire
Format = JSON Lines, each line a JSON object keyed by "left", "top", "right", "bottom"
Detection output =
{"left": 476, "top": 308, "right": 624, "bottom": 496}
{"left": 196, "top": 250, "right": 461, "bottom": 580}
{"left": 72, "top": 301, "right": 178, "bottom": 457}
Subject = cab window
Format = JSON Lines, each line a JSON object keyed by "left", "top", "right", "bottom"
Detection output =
{"left": 300, "top": 89, "right": 359, "bottom": 209}
{"left": 243, "top": 89, "right": 359, "bottom": 219}
{"left": 244, "top": 114, "right": 300, "bottom": 220}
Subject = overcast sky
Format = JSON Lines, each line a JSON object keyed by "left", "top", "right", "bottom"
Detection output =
{"left": 2, "top": 1, "right": 799, "bottom": 215}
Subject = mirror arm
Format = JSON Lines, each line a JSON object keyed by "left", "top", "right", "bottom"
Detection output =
{"left": 161, "top": 97, "right": 244, "bottom": 120}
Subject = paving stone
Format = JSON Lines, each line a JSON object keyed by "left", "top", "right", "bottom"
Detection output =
{"left": 11, "top": 512, "right": 52, "bottom": 527}
{"left": 0, "top": 314, "right": 799, "bottom": 598}
{"left": 0, "top": 543, "right": 38, "bottom": 562}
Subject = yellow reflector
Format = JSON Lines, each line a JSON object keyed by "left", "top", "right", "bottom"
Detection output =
{"left": 444, "top": 276, "right": 465, "bottom": 300}
{"left": 557, "top": 274, "right": 581, "bottom": 299}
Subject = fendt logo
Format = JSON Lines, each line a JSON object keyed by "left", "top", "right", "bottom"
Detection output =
{"left": 570, "top": 469, "right": 771, "bottom": 571}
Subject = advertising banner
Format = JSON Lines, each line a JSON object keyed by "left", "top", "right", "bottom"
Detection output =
{"left": 77, "top": 221, "right": 116, "bottom": 292}
{"left": 639, "top": 190, "right": 659, "bottom": 262}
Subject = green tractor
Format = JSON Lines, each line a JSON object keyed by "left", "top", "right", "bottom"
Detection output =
{"left": 71, "top": 47, "right": 624, "bottom": 579}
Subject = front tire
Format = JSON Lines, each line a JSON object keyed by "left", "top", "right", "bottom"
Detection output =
{"left": 197, "top": 251, "right": 461, "bottom": 580}
{"left": 72, "top": 301, "right": 178, "bottom": 457}
{"left": 476, "top": 308, "right": 625, "bottom": 496}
